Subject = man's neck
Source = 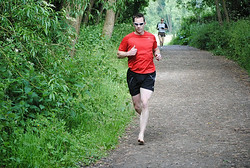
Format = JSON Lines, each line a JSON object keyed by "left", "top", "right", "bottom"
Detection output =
{"left": 134, "top": 31, "right": 145, "bottom": 35}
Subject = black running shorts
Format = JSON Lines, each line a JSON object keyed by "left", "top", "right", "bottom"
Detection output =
{"left": 158, "top": 32, "right": 166, "bottom": 37}
{"left": 127, "top": 69, "right": 156, "bottom": 96}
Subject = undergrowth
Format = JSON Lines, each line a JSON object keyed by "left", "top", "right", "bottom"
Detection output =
{"left": 171, "top": 17, "right": 250, "bottom": 74}
{"left": 0, "top": 0, "right": 135, "bottom": 167}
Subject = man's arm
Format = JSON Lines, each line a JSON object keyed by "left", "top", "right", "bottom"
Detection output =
{"left": 154, "top": 47, "right": 162, "bottom": 61}
{"left": 165, "top": 23, "right": 168, "bottom": 30}
{"left": 117, "top": 46, "right": 137, "bottom": 59}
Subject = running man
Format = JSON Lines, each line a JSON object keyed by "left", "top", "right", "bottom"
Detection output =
{"left": 117, "top": 13, "right": 162, "bottom": 145}
{"left": 156, "top": 18, "right": 168, "bottom": 47}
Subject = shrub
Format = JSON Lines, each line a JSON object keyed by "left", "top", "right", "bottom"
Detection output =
{"left": 189, "top": 22, "right": 229, "bottom": 52}
{"left": 171, "top": 16, "right": 250, "bottom": 74}
{"left": 170, "top": 16, "right": 196, "bottom": 45}
{"left": 1, "top": 0, "right": 135, "bottom": 167}
{"left": 227, "top": 19, "right": 250, "bottom": 72}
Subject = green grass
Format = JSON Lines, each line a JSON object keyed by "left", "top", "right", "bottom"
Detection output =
{"left": 1, "top": 3, "right": 136, "bottom": 166}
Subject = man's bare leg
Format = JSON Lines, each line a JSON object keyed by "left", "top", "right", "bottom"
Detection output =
{"left": 158, "top": 35, "right": 163, "bottom": 46}
{"left": 162, "top": 36, "right": 165, "bottom": 46}
{"left": 132, "top": 94, "right": 142, "bottom": 115}
{"left": 132, "top": 88, "right": 153, "bottom": 143}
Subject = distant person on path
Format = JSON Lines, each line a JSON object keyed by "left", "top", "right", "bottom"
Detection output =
{"left": 117, "top": 13, "right": 162, "bottom": 145}
{"left": 156, "top": 18, "right": 168, "bottom": 47}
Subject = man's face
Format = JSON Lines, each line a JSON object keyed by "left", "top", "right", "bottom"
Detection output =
{"left": 133, "top": 17, "right": 145, "bottom": 35}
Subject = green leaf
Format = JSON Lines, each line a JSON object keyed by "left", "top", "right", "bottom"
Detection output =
{"left": 28, "top": 113, "right": 36, "bottom": 118}
{"left": 74, "top": 84, "right": 85, "bottom": 88}
{"left": 24, "top": 86, "right": 31, "bottom": 94}
{"left": 8, "top": 113, "right": 16, "bottom": 118}
{"left": 39, "top": 105, "right": 45, "bottom": 110}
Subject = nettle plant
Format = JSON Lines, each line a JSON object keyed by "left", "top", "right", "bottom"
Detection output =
{"left": 1, "top": 0, "right": 72, "bottom": 162}
{"left": 1, "top": 0, "right": 135, "bottom": 166}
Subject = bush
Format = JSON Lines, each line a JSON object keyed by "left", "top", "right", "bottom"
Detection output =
{"left": 171, "top": 17, "right": 250, "bottom": 74}
{"left": 227, "top": 19, "right": 250, "bottom": 71}
{"left": 170, "top": 16, "right": 196, "bottom": 45}
{"left": 1, "top": 0, "right": 71, "bottom": 165}
{"left": 169, "top": 13, "right": 217, "bottom": 45}
{"left": 189, "top": 22, "right": 228, "bottom": 52}
{"left": 1, "top": 0, "right": 135, "bottom": 167}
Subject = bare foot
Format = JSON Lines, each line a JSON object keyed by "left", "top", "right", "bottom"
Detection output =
{"left": 138, "top": 139, "right": 144, "bottom": 145}
{"left": 138, "top": 133, "right": 144, "bottom": 145}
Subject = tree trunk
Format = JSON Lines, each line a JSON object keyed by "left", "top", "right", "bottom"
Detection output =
{"left": 96, "top": 0, "right": 106, "bottom": 25}
{"left": 215, "top": 0, "right": 223, "bottom": 26}
{"left": 221, "top": 0, "right": 230, "bottom": 23}
{"left": 65, "top": 2, "right": 87, "bottom": 57}
{"left": 115, "top": 10, "right": 120, "bottom": 23}
{"left": 168, "top": 14, "right": 172, "bottom": 33}
{"left": 83, "top": 0, "right": 96, "bottom": 25}
{"left": 102, "top": 0, "right": 116, "bottom": 38}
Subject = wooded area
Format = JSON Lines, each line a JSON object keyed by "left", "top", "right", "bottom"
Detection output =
{"left": 55, "top": 0, "right": 249, "bottom": 55}
{"left": 0, "top": 0, "right": 249, "bottom": 167}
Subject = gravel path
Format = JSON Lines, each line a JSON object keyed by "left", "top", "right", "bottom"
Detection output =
{"left": 88, "top": 45, "right": 250, "bottom": 168}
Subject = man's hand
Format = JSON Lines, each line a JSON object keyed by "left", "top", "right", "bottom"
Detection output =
{"left": 127, "top": 45, "right": 137, "bottom": 56}
{"left": 117, "top": 45, "right": 137, "bottom": 59}
{"left": 155, "top": 53, "right": 162, "bottom": 61}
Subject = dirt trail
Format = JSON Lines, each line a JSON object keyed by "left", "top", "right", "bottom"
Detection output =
{"left": 88, "top": 45, "right": 250, "bottom": 168}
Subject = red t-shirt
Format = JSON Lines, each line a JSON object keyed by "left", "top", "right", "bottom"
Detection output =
{"left": 118, "top": 31, "right": 157, "bottom": 74}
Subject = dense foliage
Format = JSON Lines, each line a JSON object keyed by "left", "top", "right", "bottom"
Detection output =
{"left": 49, "top": 0, "right": 152, "bottom": 25}
{"left": 1, "top": 0, "right": 249, "bottom": 167}
{"left": 170, "top": 0, "right": 250, "bottom": 74}
{"left": 1, "top": 0, "right": 135, "bottom": 167}
{"left": 171, "top": 15, "right": 250, "bottom": 73}
{"left": 116, "top": 0, "right": 152, "bottom": 23}
{"left": 176, "top": 0, "right": 249, "bottom": 20}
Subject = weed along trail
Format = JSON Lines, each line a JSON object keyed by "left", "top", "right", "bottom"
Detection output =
{"left": 87, "top": 45, "right": 250, "bottom": 167}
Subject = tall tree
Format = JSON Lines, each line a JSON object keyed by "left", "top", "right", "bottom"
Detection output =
{"left": 115, "top": 0, "right": 151, "bottom": 23}
{"left": 215, "top": 0, "right": 223, "bottom": 25}
{"left": 64, "top": 0, "right": 88, "bottom": 57}
{"left": 102, "top": 0, "right": 116, "bottom": 38}
{"left": 221, "top": 0, "right": 229, "bottom": 23}
{"left": 96, "top": 0, "right": 107, "bottom": 25}
{"left": 83, "top": 0, "right": 96, "bottom": 25}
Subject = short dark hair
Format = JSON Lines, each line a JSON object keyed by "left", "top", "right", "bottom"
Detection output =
{"left": 133, "top": 13, "right": 145, "bottom": 22}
